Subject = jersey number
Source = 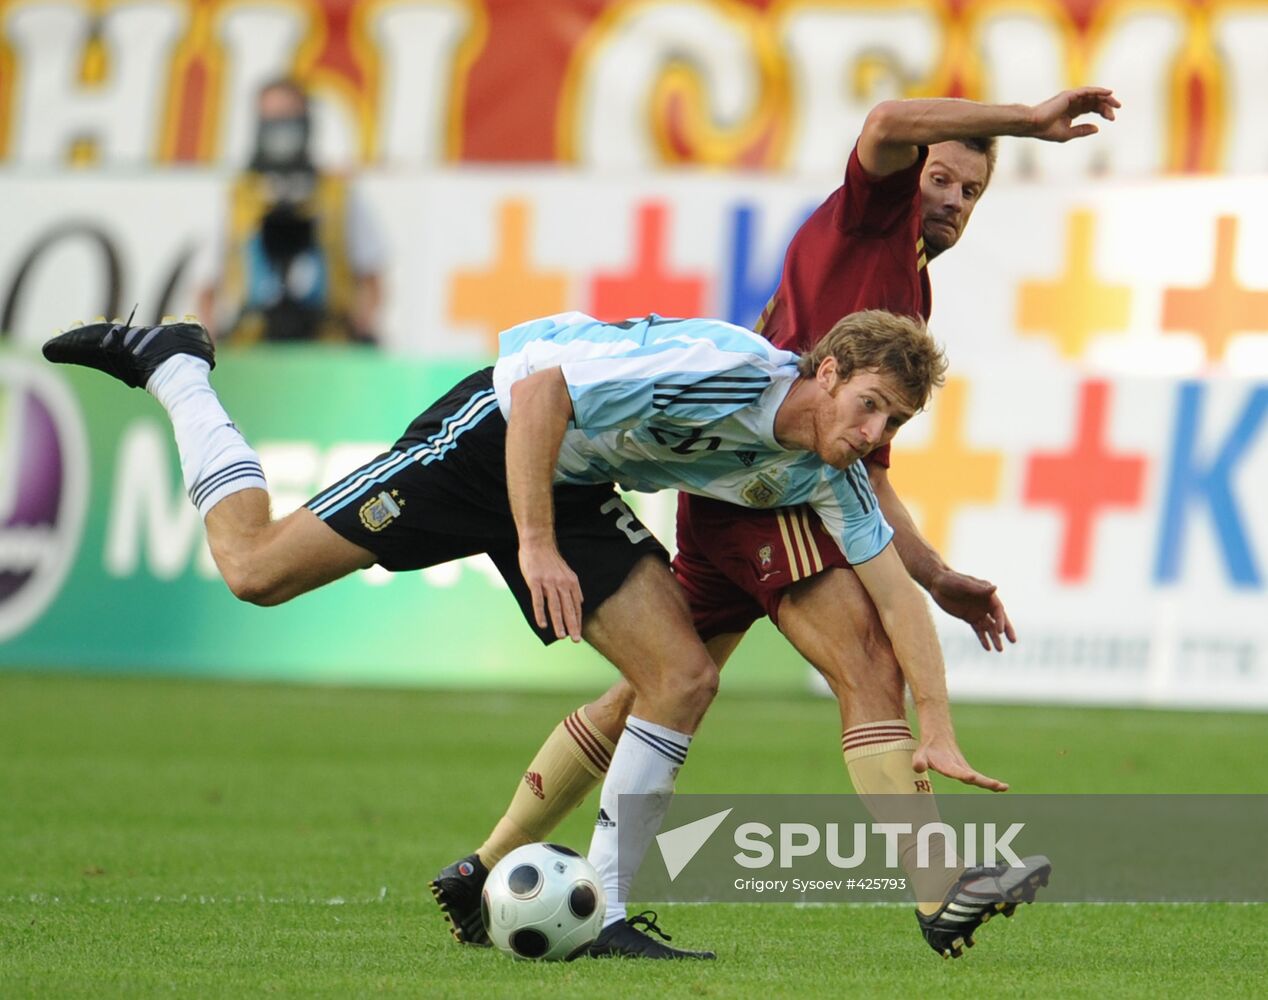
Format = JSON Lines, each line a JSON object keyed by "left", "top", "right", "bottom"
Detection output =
{"left": 648, "top": 425, "right": 721, "bottom": 454}
{"left": 600, "top": 497, "right": 652, "bottom": 544}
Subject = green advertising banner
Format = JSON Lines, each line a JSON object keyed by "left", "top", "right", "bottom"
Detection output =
{"left": 0, "top": 347, "right": 803, "bottom": 692}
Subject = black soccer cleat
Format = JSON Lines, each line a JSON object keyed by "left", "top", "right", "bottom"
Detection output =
{"left": 43, "top": 313, "right": 215, "bottom": 389}
{"left": 916, "top": 854, "right": 1052, "bottom": 959}
{"left": 430, "top": 853, "right": 491, "bottom": 947}
{"left": 586, "top": 911, "right": 715, "bottom": 960}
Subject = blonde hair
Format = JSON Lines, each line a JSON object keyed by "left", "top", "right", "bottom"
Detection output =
{"left": 796, "top": 310, "right": 947, "bottom": 410}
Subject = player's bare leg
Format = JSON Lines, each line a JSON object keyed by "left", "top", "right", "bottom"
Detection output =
{"left": 778, "top": 567, "right": 1050, "bottom": 957}
{"left": 442, "top": 558, "right": 720, "bottom": 956}
{"left": 779, "top": 568, "right": 957, "bottom": 906}
{"left": 776, "top": 566, "right": 906, "bottom": 729}
{"left": 435, "top": 558, "right": 718, "bottom": 957}
{"left": 43, "top": 317, "right": 375, "bottom": 606}
{"left": 204, "top": 492, "right": 373, "bottom": 605}
{"left": 437, "top": 626, "right": 734, "bottom": 948}
{"left": 465, "top": 575, "right": 890, "bottom": 885}
{"left": 470, "top": 630, "right": 736, "bottom": 861}
{"left": 463, "top": 632, "right": 737, "bottom": 882}
{"left": 575, "top": 555, "right": 717, "bottom": 958}
{"left": 438, "top": 574, "right": 893, "bottom": 948}
{"left": 579, "top": 628, "right": 740, "bottom": 739}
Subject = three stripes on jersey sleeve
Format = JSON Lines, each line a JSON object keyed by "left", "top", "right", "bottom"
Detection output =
{"left": 651, "top": 375, "right": 771, "bottom": 412}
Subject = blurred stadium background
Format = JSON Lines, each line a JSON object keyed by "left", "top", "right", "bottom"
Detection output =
{"left": 1, "top": 1, "right": 1266, "bottom": 994}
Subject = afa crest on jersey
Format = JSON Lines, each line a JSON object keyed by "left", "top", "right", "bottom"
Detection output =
{"left": 740, "top": 470, "right": 788, "bottom": 508}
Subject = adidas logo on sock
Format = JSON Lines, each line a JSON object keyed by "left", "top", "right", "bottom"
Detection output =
{"left": 595, "top": 807, "right": 615, "bottom": 829}
{"left": 523, "top": 770, "right": 545, "bottom": 800}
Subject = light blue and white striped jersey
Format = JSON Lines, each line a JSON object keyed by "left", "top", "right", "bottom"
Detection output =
{"left": 492, "top": 311, "right": 893, "bottom": 565}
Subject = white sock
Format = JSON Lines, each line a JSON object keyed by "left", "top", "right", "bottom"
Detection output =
{"left": 587, "top": 715, "right": 691, "bottom": 928}
{"left": 147, "top": 355, "right": 267, "bottom": 518}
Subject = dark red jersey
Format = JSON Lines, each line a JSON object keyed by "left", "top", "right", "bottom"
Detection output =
{"left": 672, "top": 144, "right": 937, "bottom": 638}
{"left": 758, "top": 145, "right": 931, "bottom": 354}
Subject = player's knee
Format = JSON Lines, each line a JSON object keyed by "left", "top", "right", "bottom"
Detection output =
{"left": 222, "top": 561, "right": 288, "bottom": 607}
{"left": 637, "top": 651, "right": 717, "bottom": 720}
{"left": 225, "top": 573, "right": 276, "bottom": 606}
{"left": 671, "top": 650, "right": 720, "bottom": 711}
{"left": 697, "top": 664, "right": 721, "bottom": 705}
{"left": 676, "top": 621, "right": 720, "bottom": 709}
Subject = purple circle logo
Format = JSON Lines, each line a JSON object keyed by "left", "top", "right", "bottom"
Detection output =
{"left": 0, "top": 357, "right": 88, "bottom": 641}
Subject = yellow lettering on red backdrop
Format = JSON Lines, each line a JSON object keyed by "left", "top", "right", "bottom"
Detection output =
{"left": 209, "top": 1, "right": 307, "bottom": 165}
{"left": 159, "top": 0, "right": 218, "bottom": 163}
{"left": 648, "top": 0, "right": 784, "bottom": 168}
{"left": 965, "top": 0, "right": 1188, "bottom": 178}
{"left": 355, "top": 0, "right": 485, "bottom": 165}
{"left": 558, "top": 0, "right": 776, "bottom": 169}
{"left": 2, "top": 0, "right": 186, "bottom": 164}
{"left": 294, "top": 0, "right": 375, "bottom": 165}
{"left": 0, "top": 0, "right": 1245, "bottom": 172}
{"left": 776, "top": 0, "right": 952, "bottom": 175}
{"left": 1209, "top": 3, "right": 1268, "bottom": 173}
{"left": 1169, "top": 3, "right": 1219, "bottom": 172}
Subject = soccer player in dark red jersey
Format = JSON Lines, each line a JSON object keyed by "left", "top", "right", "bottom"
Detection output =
{"left": 433, "top": 87, "right": 1118, "bottom": 958}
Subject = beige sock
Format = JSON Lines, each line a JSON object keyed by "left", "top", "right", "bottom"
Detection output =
{"left": 842, "top": 719, "right": 959, "bottom": 915}
{"left": 476, "top": 707, "right": 614, "bottom": 868}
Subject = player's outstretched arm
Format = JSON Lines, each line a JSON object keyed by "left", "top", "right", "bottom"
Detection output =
{"left": 869, "top": 464, "right": 1016, "bottom": 653}
{"left": 852, "top": 543, "right": 1008, "bottom": 792}
{"left": 858, "top": 87, "right": 1120, "bottom": 176}
{"left": 506, "top": 367, "right": 584, "bottom": 642}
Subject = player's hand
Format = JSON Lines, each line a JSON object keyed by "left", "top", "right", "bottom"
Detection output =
{"left": 1027, "top": 86, "right": 1120, "bottom": 142}
{"left": 914, "top": 734, "right": 1009, "bottom": 793}
{"left": 519, "top": 542, "right": 584, "bottom": 642}
{"left": 928, "top": 569, "right": 1017, "bottom": 653}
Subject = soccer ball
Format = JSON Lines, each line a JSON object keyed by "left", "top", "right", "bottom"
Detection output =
{"left": 481, "top": 842, "right": 606, "bottom": 961}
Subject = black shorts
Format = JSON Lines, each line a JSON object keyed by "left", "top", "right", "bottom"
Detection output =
{"left": 305, "top": 368, "right": 667, "bottom": 643}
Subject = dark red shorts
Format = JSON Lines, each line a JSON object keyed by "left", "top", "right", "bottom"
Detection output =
{"left": 671, "top": 493, "right": 850, "bottom": 639}
{"left": 669, "top": 446, "right": 887, "bottom": 636}
{"left": 671, "top": 446, "right": 890, "bottom": 639}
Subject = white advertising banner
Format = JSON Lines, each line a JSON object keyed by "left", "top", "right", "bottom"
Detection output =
{"left": 2, "top": 169, "right": 1266, "bottom": 708}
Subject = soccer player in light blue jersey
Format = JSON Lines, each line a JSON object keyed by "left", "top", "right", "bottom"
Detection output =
{"left": 492, "top": 310, "right": 894, "bottom": 571}
{"left": 44, "top": 307, "right": 1030, "bottom": 959}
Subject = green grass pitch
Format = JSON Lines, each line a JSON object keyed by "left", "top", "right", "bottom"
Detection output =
{"left": 1, "top": 672, "right": 1264, "bottom": 997}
